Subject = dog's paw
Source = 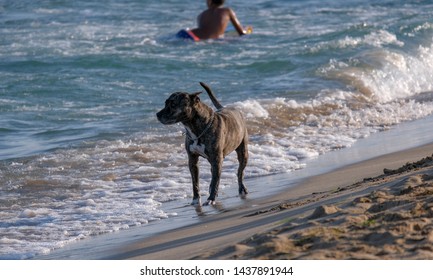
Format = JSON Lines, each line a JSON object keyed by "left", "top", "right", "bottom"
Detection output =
{"left": 239, "top": 187, "right": 248, "bottom": 197}
{"left": 191, "top": 198, "right": 201, "bottom": 206}
{"left": 203, "top": 200, "right": 216, "bottom": 206}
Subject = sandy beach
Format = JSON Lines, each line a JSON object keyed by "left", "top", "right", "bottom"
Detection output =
{"left": 205, "top": 153, "right": 433, "bottom": 260}
{"left": 67, "top": 141, "right": 431, "bottom": 260}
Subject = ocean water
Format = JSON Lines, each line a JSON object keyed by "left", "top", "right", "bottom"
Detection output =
{"left": 1, "top": 0, "right": 433, "bottom": 259}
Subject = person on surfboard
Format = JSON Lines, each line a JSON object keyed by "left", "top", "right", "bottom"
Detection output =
{"left": 177, "top": 0, "right": 252, "bottom": 41}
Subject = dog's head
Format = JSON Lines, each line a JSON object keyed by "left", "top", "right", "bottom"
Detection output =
{"left": 156, "top": 91, "right": 202, "bottom": 125}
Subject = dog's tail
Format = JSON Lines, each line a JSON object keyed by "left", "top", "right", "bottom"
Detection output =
{"left": 199, "top": 82, "right": 224, "bottom": 110}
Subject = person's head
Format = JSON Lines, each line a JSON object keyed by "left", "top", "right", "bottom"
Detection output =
{"left": 207, "top": 0, "right": 225, "bottom": 8}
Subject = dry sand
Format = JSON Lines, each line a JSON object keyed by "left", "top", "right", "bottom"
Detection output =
{"left": 104, "top": 142, "right": 433, "bottom": 260}
{"left": 203, "top": 154, "right": 433, "bottom": 260}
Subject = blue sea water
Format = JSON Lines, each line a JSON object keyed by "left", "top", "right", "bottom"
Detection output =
{"left": 1, "top": 0, "right": 433, "bottom": 259}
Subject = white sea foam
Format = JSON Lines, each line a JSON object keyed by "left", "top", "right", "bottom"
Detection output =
{"left": 310, "top": 29, "right": 404, "bottom": 53}
{"left": 361, "top": 46, "right": 433, "bottom": 102}
{"left": 319, "top": 42, "right": 433, "bottom": 103}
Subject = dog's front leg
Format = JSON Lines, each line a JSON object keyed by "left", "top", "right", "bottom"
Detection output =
{"left": 188, "top": 153, "right": 201, "bottom": 205}
{"left": 203, "top": 155, "right": 223, "bottom": 206}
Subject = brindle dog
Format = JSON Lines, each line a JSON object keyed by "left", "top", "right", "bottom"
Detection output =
{"left": 156, "top": 82, "right": 248, "bottom": 206}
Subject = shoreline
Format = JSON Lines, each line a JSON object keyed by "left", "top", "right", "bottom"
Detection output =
{"left": 35, "top": 115, "right": 433, "bottom": 260}
{"left": 121, "top": 143, "right": 433, "bottom": 260}
{"left": 38, "top": 140, "right": 433, "bottom": 259}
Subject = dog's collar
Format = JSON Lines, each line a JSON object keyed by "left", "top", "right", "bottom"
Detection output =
{"left": 185, "top": 112, "right": 215, "bottom": 142}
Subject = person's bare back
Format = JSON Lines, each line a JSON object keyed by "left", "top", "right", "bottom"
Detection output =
{"left": 191, "top": 0, "right": 247, "bottom": 40}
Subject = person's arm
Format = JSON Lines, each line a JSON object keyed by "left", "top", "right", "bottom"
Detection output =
{"left": 228, "top": 8, "right": 247, "bottom": 36}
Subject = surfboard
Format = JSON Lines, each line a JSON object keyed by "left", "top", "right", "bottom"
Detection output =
{"left": 176, "top": 26, "right": 252, "bottom": 41}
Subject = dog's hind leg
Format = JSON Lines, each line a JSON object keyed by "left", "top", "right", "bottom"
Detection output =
{"left": 188, "top": 153, "right": 201, "bottom": 205}
{"left": 236, "top": 138, "right": 249, "bottom": 197}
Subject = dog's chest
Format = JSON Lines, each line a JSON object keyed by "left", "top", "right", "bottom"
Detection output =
{"left": 185, "top": 128, "right": 208, "bottom": 159}
{"left": 189, "top": 140, "right": 207, "bottom": 158}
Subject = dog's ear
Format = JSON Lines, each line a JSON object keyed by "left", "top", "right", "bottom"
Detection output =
{"left": 190, "top": 91, "right": 202, "bottom": 104}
